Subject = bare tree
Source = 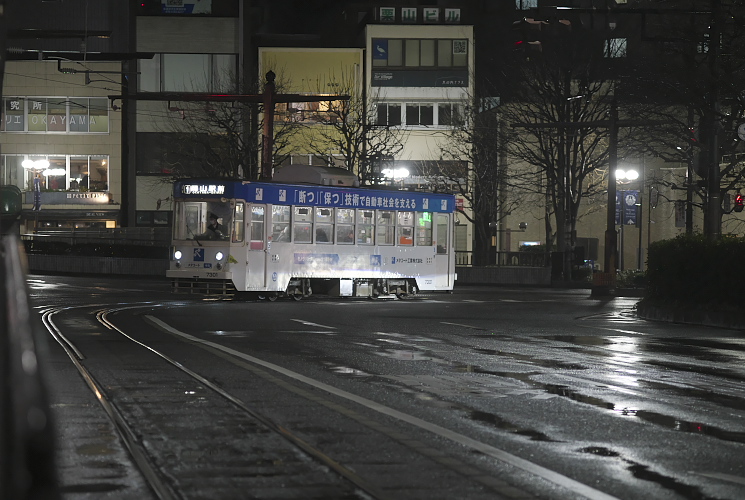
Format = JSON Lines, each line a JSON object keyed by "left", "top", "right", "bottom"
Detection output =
{"left": 158, "top": 71, "right": 303, "bottom": 181}
{"left": 495, "top": 53, "right": 616, "bottom": 280}
{"left": 296, "top": 69, "right": 407, "bottom": 183}
{"left": 424, "top": 92, "right": 525, "bottom": 266}
{"left": 621, "top": 1, "right": 745, "bottom": 236}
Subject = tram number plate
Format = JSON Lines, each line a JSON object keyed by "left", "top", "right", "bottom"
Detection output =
{"left": 206, "top": 272, "right": 218, "bottom": 278}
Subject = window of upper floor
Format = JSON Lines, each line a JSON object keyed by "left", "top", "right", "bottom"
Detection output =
{"left": 1, "top": 97, "right": 109, "bottom": 133}
{"left": 138, "top": 53, "right": 238, "bottom": 92}
{"left": 275, "top": 97, "right": 348, "bottom": 124}
{"left": 516, "top": 0, "right": 538, "bottom": 10}
{"left": 375, "top": 102, "right": 464, "bottom": 127}
{"left": 372, "top": 39, "right": 468, "bottom": 69}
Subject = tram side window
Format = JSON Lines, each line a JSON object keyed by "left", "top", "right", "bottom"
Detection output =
{"left": 315, "top": 207, "right": 332, "bottom": 243}
{"left": 356, "top": 210, "right": 374, "bottom": 245}
{"left": 272, "top": 205, "right": 291, "bottom": 242}
{"left": 436, "top": 213, "right": 449, "bottom": 254}
{"left": 376, "top": 210, "right": 395, "bottom": 245}
{"left": 294, "top": 207, "right": 312, "bottom": 243}
{"left": 232, "top": 203, "right": 245, "bottom": 242}
{"left": 416, "top": 212, "right": 433, "bottom": 246}
{"left": 398, "top": 211, "right": 414, "bottom": 246}
{"left": 249, "top": 205, "right": 265, "bottom": 250}
{"left": 336, "top": 208, "right": 355, "bottom": 244}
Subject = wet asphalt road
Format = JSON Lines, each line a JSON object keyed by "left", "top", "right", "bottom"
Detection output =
{"left": 27, "top": 275, "right": 745, "bottom": 499}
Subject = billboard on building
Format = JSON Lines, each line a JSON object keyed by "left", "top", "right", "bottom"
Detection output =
{"left": 161, "top": 0, "right": 211, "bottom": 14}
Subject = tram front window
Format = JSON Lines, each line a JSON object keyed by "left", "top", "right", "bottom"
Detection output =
{"left": 175, "top": 201, "right": 233, "bottom": 241}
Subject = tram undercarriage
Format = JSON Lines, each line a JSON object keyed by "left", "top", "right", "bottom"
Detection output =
{"left": 171, "top": 277, "right": 419, "bottom": 300}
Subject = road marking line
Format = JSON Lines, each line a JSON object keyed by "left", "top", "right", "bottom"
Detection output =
{"left": 146, "top": 314, "right": 620, "bottom": 500}
{"left": 690, "top": 472, "right": 745, "bottom": 486}
{"left": 290, "top": 319, "right": 336, "bottom": 329}
{"left": 440, "top": 321, "right": 487, "bottom": 330}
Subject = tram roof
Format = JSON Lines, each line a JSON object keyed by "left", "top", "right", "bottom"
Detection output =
{"left": 173, "top": 179, "right": 455, "bottom": 213}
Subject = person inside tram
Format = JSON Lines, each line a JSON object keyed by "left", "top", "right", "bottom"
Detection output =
{"left": 276, "top": 224, "right": 290, "bottom": 241}
{"left": 337, "top": 227, "right": 354, "bottom": 243}
{"left": 202, "top": 213, "right": 226, "bottom": 240}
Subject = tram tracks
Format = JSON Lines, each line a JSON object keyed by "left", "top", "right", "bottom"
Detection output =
{"left": 40, "top": 302, "right": 625, "bottom": 500}
{"left": 41, "top": 305, "right": 179, "bottom": 500}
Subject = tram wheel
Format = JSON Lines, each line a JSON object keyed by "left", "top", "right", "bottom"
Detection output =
{"left": 267, "top": 294, "right": 278, "bottom": 302}
{"left": 291, "top": 294, "right": 303, "bottom": 301}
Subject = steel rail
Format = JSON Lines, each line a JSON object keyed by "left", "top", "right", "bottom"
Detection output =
{"left": 97, "top": 306, "right": 393, "bottom": 500}
{"left": 41, "top": 306, "right": 178, "bottom": 500}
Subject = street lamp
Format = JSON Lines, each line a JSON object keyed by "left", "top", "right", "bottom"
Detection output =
{"left": 616, "top": 169, "right": 639, "bottom": 181}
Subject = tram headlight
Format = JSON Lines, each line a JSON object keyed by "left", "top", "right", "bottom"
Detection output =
{"left": 215, "top": 251, "right": 224, "bottom": 261}
{"left": 174, "top": 250, "right": 183, "bottom": 260}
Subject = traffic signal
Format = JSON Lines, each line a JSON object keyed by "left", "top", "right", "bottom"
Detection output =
{"left": 135, "top": 0, "right": 160, "bottom": 15}
{"left": 512, "top": 18, "right": 545, "bottom": 54}
{"left": 735, "top": 193, "right": 744, "bottom": 213}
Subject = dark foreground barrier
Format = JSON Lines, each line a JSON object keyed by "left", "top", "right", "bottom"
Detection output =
{"left": 0, "top": 234, "right": 59, "bottom": 499}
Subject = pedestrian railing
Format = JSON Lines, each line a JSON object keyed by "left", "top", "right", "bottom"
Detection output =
{"left": 455, "top": 250, "right": 550, "bottom": 267}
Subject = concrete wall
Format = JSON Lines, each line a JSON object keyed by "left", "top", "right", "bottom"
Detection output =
{"left": 455, "top": 266, "right": 551, "bottom": 286}
{"left": 27, "top": 255, "right": 167, "bottom": 277}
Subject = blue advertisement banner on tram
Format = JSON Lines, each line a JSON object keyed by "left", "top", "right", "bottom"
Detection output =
{"left": 174, "top": 180, "right": 455, "bottom": 213}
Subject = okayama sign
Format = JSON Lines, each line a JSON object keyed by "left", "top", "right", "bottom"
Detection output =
{"left": 4, "top": 114, "right": 105, "bottom": 132}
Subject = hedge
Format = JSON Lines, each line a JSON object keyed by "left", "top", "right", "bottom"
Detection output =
{"left": 644, "top": 234, "right": 745, "bottom": 309}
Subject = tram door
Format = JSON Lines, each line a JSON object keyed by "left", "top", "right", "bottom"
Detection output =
{"left": 246, "top": 204, "right": 267, "bottom": 289}
{"left": 434, "top": 214, "right": 452, "bottom": 288}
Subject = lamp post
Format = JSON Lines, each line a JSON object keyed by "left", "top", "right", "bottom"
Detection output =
{"left": 604, "top": 100, "right": 618, "bottom": 275}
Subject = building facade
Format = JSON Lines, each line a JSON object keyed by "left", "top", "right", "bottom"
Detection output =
{"left": 4, "top": 0, "right": 739, "bottom": 273}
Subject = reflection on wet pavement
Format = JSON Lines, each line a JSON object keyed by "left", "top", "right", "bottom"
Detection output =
{"left": 469, "top": 410, "right": 559, "bottom": 442}
{"left": 578, "top": 447, "right": 712, "bottom": 500}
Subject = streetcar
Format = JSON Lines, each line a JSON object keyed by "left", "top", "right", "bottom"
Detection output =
{"left": 167, "top": 165, "right": 456, "bottom": 299}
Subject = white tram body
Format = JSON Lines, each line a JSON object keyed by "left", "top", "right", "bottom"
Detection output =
{"left": 167, "top": 168, "right": 456, "bottom": 298}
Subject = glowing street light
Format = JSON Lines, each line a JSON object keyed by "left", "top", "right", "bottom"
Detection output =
{"left": 616, "top": 169, "right": 639, "bottom": 182}
{"left": 382, "top": 168, "right": 410, "bottom": 180}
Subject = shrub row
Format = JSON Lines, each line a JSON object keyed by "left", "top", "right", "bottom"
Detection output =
{"left": 645, "top": 234, "right": 745, "bottom": 309}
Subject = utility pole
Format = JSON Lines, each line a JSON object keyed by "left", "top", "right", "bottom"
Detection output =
{"left": 704, "top": 0, "right": 722, "bottom": 240}
{"left": 110, "top": 72, "right": 349, "bottom": 181}
{"left": 605, "top": 99, "right": 618, "bottom": 274}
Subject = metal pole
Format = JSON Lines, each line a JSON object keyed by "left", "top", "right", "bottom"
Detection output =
{"left": 705, "top": 0, "right": 722, "bottom": 240}
{"left": 604, "top": 99, "right": 618, "bottom": 274}
{"left": 618, "top": 221, "right": 626, "bottom": 271}
{"left": 637, "top": 160, "right": 644, "bottom": 271}
{"left": 261, "top": 71, "right": 276, "bottom": 180}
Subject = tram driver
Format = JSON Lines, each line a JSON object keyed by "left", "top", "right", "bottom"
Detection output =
{"left": 202, "top": 213, "right": 226, "bottom": 240}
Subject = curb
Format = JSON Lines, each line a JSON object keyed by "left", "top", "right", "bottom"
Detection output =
{"left": 637, "top": 302, "right": 745, "bottom": 331}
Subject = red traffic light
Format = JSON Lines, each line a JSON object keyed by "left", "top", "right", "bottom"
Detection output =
{"left": 735, "top": 193, "right": 744, "bottom": 213}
